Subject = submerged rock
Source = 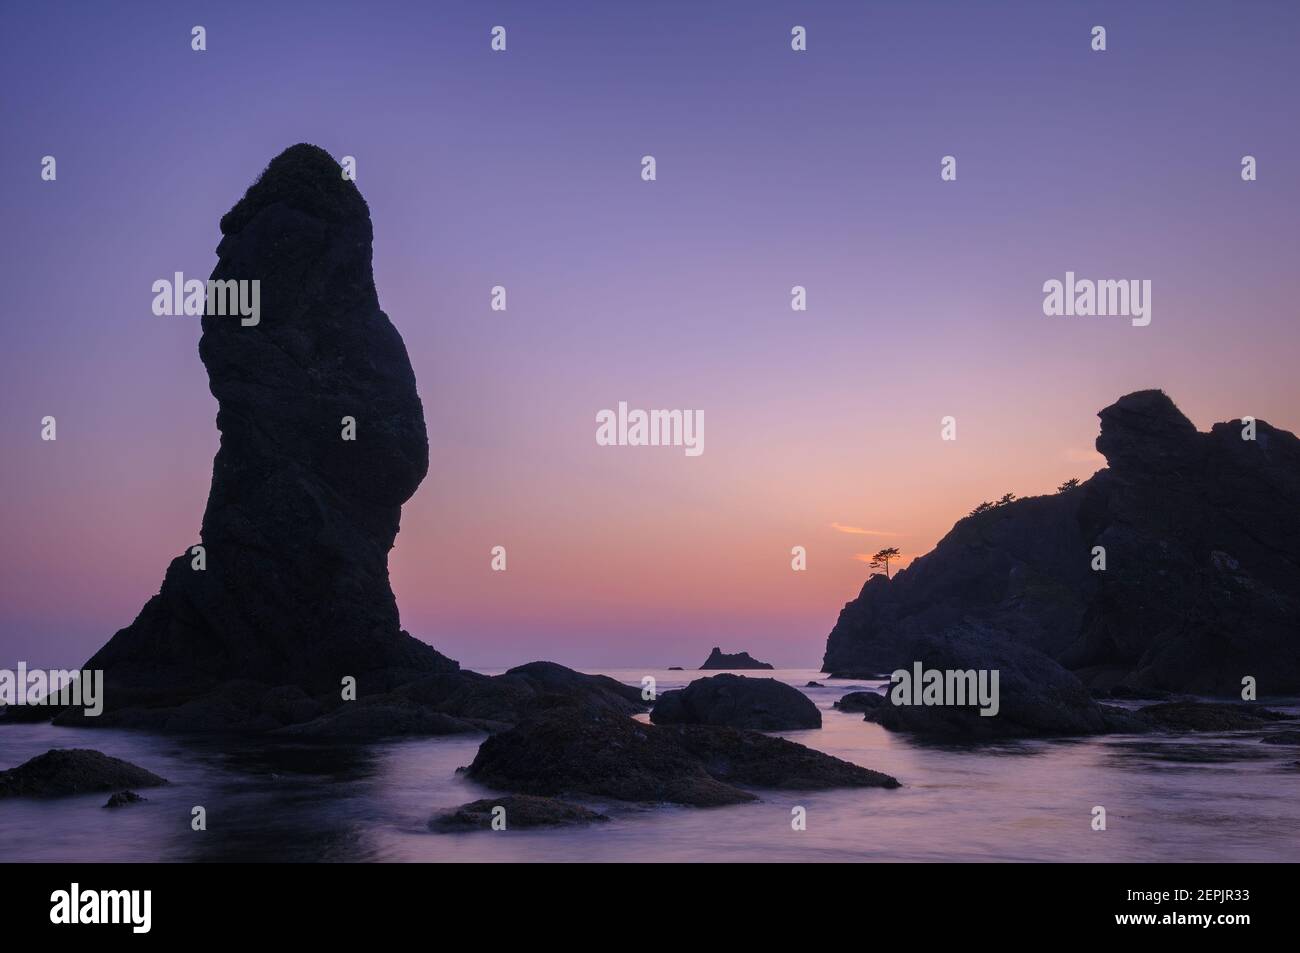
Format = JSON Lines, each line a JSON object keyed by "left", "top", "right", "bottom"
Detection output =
{"left": 823, "top": 390, "right": 1300, "bottom": 697}
{"left": 103, "top": 790, "right": 147, "bottom": 808}
{"left": 1260, "top": 730, "right": 1300, "bottom": 745}
{"left": 429, "top": 795, "right": 608, "bottom": 831}
{"left": 699, "top": 647, "right": 773, "bottom": 670}
{"left": 0, "top": 750, "right": 167, "bottom": 799}
{"left": 826, "top": 670, "right": 891, "bottom": 680}
{"left": 1105, "top": 686, "right": 1175, "bottom": 701}
{"left": 465, "top": 705, "right": 897, "bottom": 806}
{"left": 650, "top": 674, "right": 821, "bottom": 730}
{"left": 74, "top": 144, "right": 457, "bottom": 726}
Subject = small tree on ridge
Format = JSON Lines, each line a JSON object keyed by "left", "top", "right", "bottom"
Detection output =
{"left": 870, "top": 547, "right": 902, "bottom": 579}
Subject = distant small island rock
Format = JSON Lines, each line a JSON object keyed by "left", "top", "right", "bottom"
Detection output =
{"left": 700, "top": 647, "right": 773, "bottom": 670}
{"left": 103, "top": 790, "right": 147, "bottom": 808}
{"left": 650, "top": 674, "right": 821, "bottom": 730}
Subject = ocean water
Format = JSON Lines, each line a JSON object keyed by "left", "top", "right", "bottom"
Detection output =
{"left": 2, "top": 668, "right": 1298, "bottom": 862}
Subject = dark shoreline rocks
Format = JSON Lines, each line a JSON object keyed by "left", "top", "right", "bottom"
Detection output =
{"left": 0, "top": 750, "right": 168, "bottom": 799}
{"left": 464, "top": 705, "right": 897, "bottom": 806}
{"left": 650, "top": 674, "right": 821, "bottom": 730}
{"left": 857, "top": 625, "right": 1126, "bottom": 740}
{"left": 32, "top": 656, "right": 650, "bottom": 740}
{"left": 699, "top": 647, "right": 773, "bottom": 670}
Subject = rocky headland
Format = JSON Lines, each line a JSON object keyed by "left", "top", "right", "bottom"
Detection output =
{"left": 823, "top": 390, "right": 1300, "bottom": 739}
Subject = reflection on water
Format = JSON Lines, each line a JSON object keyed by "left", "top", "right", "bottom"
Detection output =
{"left": 2, "top": 669, "right": 1298, "bottom": 862}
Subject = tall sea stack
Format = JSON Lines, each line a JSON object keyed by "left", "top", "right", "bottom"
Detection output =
{"left": 84, "top": 144, "right": 456, "bottom": 719}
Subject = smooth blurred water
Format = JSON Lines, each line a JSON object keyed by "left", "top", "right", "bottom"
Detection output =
{"left": 2, "top": 668, "right": 1298, "bottom": 862}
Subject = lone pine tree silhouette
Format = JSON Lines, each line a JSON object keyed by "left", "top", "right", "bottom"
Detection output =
{"left": 81, "top": 144, "right": 458, "bottom": 721}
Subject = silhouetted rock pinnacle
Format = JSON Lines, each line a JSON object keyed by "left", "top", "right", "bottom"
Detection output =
{"left": 85, "top": 144, "right": 457, "bottom": 717}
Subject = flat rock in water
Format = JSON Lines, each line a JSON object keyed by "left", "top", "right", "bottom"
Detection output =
{"left": 429, "top": 795, "right": 608, "bottom": 831}
{"left": 662, "top": 725, "right": 899, "bottom": 791}
{"left": 103, "top": 790, "right": 147, "bottom": 808}
{"left": 650, "top": 674, "right": 821, "bottom": 730}
{"left": 466, "top": 705, "right": 753, "bottom": 807}
{"left": 465, "top": 705, "right": 896, "bottom": 807}
{"left": 1137, "top": 702, "right": 1291, "bottom": 732}
{"left": 834, "top": 690, "right": 886, "bottom": 712}
{"left": 0, "top": 750, "right": 168, "bottom": 799}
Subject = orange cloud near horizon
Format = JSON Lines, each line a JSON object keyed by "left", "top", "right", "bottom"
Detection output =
{"left": 831, "top": 523, "right": 899, "bottom": 537}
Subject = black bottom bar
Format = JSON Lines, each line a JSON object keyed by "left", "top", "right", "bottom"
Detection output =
{"left": 6, "top": 862, "right": 1281, "bottom": 939}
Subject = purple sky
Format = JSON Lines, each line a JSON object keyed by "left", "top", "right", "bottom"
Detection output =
{"left": 2, "top": 1, "right": 1298, "bottom": 670}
